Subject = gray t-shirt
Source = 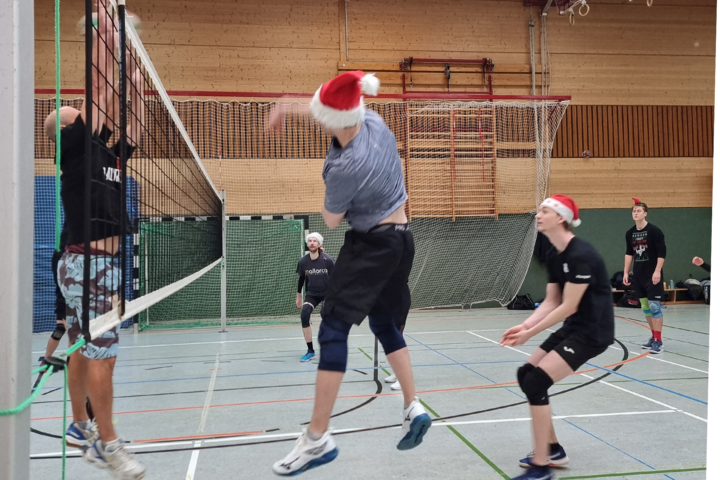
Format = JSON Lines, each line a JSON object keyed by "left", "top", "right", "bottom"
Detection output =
{"left": 322, "top": 110, "right": 408, "bottom": 231}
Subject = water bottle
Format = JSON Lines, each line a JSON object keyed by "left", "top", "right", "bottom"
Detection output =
{"left": 669, "top": 279, "right": 674, "bottom": 289}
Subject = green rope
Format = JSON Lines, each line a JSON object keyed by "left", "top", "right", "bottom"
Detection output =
{"left": 0, "top": 338, "right": 84, "bottom": 416}
{"left": 0, "top": 366, "right": 55, "bottom": 416}
{"left": 54, "top": 0, "right": 61, "bottom": 252}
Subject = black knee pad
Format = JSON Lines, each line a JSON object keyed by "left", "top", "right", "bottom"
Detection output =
{"left": 51, "top": 323, "right": 66, "bottom": 341}
{"left": 368, "top": 315, "right": 406, "bottom": 355}
{"left": 519, "top": 367, "right": 554, "bottom": 406}
{"left": 516, "top": 363, "right": 534, "bottom": 385}
{"left": 317, "top": 313, "right": 352, "bottom": 372}
{"left": 300, "top": 304, "right": 314, "bottom": 328}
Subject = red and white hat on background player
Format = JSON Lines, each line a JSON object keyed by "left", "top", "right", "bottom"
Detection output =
{"left": 540, "top": 194, "right": 582, "bottom": 228}
{"left": 310, "top": 71, "right": 381, "bottom": 128}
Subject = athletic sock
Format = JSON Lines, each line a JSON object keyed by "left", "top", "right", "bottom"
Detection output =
{"left": 307, "top": 342, "right": 314, "bottom": 353}
{"left": 306, "top": 429, "right": 323, "bottom": 441}
{"left": 653, "top": 331, "right": 662, "bottom": 342}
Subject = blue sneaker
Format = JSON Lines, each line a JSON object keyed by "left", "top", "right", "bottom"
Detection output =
{"left": 65, "top": 421, "right": 97, "bottom": 448}
{"left": 510, "top": 464, "right": 554, "bottom": 480}
{"left": 641, "top": 336, "right": 654, "bottom": 349}
{"left": 300, "top": 351, "right": 315, "bottom": 362}
{"left": 519, "top": 446, "right": 569, "bottom": 468}
{"left": 397, "top": 397, "right": 432, "bottom": 450}
{"left": 650, "top": 339, "right": 664, "bottom": 354}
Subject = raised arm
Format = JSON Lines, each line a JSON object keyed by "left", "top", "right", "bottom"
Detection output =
{"left": 125, "top": 46, "right": 145, "bottom": 147}
{"left": 81, "top": 0, "right": 117, "bottom": 135}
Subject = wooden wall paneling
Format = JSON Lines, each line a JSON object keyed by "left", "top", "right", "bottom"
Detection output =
{"left": 680, "top": 107, "right": 689, "bottom": 158}
{"left": 705, "top": 107, "right": 714, "bottom": 156}
{"left": 549, "top": 157, "right": 713, "bottom": 209}
{"left": 690, "top": 107, "right": 699, "bottom": 157}
{"left": 593, "top": 105, "right": 600, "bottom": 158}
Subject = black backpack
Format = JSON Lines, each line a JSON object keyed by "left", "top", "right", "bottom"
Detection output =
{"left": 617, "top": 291, "right": 640, "bottom": 308}
{"left": 507, "top": 294, "right": 536, "bottom": 310}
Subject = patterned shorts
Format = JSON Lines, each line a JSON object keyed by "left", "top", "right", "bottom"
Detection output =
{"left": 57, "top": 252, "right": 121, "bottom": 360}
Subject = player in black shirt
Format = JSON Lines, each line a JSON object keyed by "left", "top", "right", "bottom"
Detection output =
{"left": 296, "top": 233, "right": 334, "bottom": 362}
{"left": 623, "top": 199, "right": 666, "bottom": 354}
{"left": 692, "top": 256, "right": 711, "bottom": 274}
{"left": 501, "top": 195, "right": 615, "bottom": 480}
{"left": 42, "top": 4, "right": 145, "bottom": 478}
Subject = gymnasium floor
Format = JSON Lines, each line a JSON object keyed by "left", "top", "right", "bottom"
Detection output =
{"left": 28, "top": 306, "right": 709, "bottom": 480}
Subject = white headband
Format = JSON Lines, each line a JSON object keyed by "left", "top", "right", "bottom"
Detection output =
{"left": 540, "top": 198, "right": 581, "bottom": 228}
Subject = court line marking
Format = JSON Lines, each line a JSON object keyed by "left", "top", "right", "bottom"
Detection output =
{"left": 29, "top": 409, "right": 675, "bottom": 458}
{"left": 30, "top": 347, "right": 650, "bottom": 422}
{"left": 186, "top": 354, "right": 219, "bottom": 480}
{"left": 30, "top": 329, "right": 506, "bottom": 355}
{"left": 607, "top": 344, "right": 709, "bottom": 374}
{"left": 466, "top": 331, "right": 708, "bottom": 422}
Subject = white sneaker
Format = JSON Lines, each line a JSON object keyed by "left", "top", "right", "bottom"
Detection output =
{"left": 385, "top": 374, "right": 397, "bottom": 383}
{"left": 390, "top": 380, "right": 402, "bottom": 391}
{"left": 272, "top": 428, "right": 339, "bottom": 476}
{"left": 397, "top": 397, "right": 432, "bottom": 450}
{"left": 83, "top": 438, "right": 146, "bottom": 479}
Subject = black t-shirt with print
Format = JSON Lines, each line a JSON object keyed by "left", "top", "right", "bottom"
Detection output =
{"left": 296, "top": 253, "right": 335, "bottom": 297}
{"left": 547, "top": 237, "right": 615, "bottom": 347}
{"left": 60, "top": 114, "right": 135, "bottom": 246}
{"left": 625, "top": 223, "right": 666, "bottom": 281}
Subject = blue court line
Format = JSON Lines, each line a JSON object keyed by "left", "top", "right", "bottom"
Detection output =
{"left": 585, "top": 362, "right": 708, "bottom": 406}
{"left": 36, "top": 360, "right": 525, "bottom": 390}
{"left": 562, "top": 419, "right": 676, "bottom": 480}
{"left": 406, "top": 334, "right": 527, "bottom": 401}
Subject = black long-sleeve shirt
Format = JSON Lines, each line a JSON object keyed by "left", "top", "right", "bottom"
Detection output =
{"left": 625, "top": 223, "right": 666, "bottom": 281}
{"left": 297, "top": 253, "right": 335, "bottom": 296}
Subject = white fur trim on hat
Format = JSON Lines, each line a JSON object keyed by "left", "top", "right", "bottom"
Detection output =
{"left": 305, "top": 232, "right": 324, "bottom": 246}
{"left": 309, "top": 87, "right": 366, "bottom": 128}
{"left": 540, "top": 198, "right": 581, "bottom": 228}
{"left": 359, "top": 74, "right": 380, "bottom": 96}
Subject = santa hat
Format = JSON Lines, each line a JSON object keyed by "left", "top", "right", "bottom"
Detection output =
{"left": 310, "top": 71, "right": 380, "bottom": 128}
{"left": 540, "top": 195, "right": 581, "bottom": 228}
{"left": 306, "top": 232, "right": 324, "bottom": 246}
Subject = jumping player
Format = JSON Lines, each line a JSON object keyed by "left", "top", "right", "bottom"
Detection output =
{"left": 44, "top": 2, "right": 145, "bottom": 478}
{"left": 623, "top": 198, "right": 666, "bottom": 354}
{"left": 268, "top": 71, "right": 431, "bottom": 475}
{"left": 296, "top": 232, "right": 334, "bottom": 362}
{"left": 501, "top": 195, "right": 615, "bottom": 480}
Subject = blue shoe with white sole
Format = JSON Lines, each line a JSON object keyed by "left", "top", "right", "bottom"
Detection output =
{"left": 397, "top": 397, "right": 432, "bottom": 450}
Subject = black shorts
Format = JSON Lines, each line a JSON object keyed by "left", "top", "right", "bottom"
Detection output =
{"left": 303, "top": 294, "right": 324, "bottom": 309}
{"left": 323, "top": 224, "right": 414, "bottom": 326}
{"left": 539, "top": 329, "right": 609, "bottom": 371}
{"left": 633, "top": 276, "right": 664, "bottom": 301}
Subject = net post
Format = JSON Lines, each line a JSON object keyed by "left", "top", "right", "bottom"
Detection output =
{"left": 81, "top": 0, "right": 94, "bottom": 342}
{"left": 118, "top": 0, "right": 128, "bottom": 320}
{"left": 220, "top": 190, "right": 227, "bottom": 332}
{"left": 373, "top": 337, "right": 379, "bottom": 383}
{"left": 0, "top": 0, "right": 34, "bottom": 476}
